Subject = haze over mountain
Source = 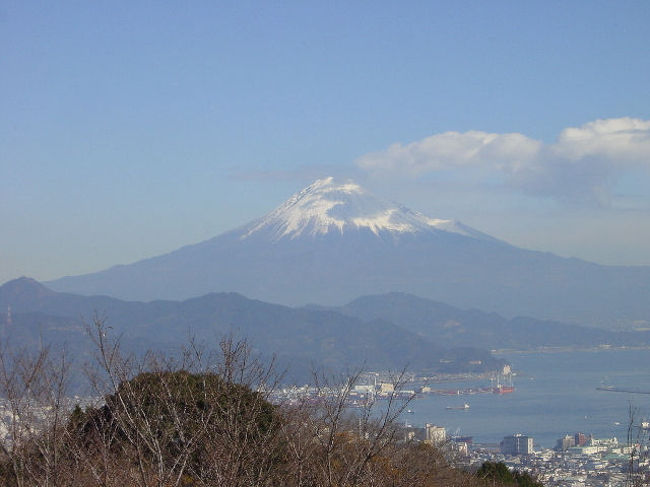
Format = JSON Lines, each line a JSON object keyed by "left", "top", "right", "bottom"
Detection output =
{"left": 3, "top": 278, "right": 649, "bottom": 378}
{"left": 328, "top": 293, "right": 650, "bottom": 351}
{"left": 46, "top": 178, "right": 650, "bottom": 328}
{"left": 0, "top": 277, "right": 504, "bottom": 378}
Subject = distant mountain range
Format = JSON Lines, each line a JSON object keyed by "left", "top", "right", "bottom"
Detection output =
{"left": 44, "top": 178, "right": 650, "bottom": 328}
{"left": 327, "top": 293, "right": 650, "bottom": 350}
{"left": 0, "top": 278, "right": 505, "bottom": 380}
{"left": 3, "top": 278, "right": 649, "bottom": 385}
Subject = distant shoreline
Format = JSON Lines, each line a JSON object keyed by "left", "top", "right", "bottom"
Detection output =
{"left": 491, "top": 345, "right": 650, "bottom": 355}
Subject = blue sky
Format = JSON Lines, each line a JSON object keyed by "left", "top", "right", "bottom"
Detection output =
{"left": 2, "top": 1, "right": 650, "bottom": 284}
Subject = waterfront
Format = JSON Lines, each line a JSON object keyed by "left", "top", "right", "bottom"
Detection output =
{"left": 404, "top": 348, "right": 650, "bottom": 449}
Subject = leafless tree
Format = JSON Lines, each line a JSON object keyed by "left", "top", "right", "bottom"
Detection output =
{"left": 627, "top": 403, "right": 650, "bottom": 487}
{"left": 275, "top": 368, "right": 416, "bottom": 487}
{"left": 0, "top": 316, "right": 485, "bottom": 487}
{"left": 0, "top": 338, "right": 74, "bottom": 487}
{"left": 180, "top": 335, "right": 285, "bottom": 486}
{"left": 79, "top": 319, "right": 286, "bottom": 487}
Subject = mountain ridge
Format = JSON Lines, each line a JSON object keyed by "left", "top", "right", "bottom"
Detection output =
{"left": 3, "top": 279, "right": 650, "bottom": 375}
{"left": 44, "top": 178, "right": 650, "bottom": 328}
{"left": 327, "top": 292, "right": 650, "bottom": 350}
{"left": 0, "top": 278, "right": 505, "bottom": 379}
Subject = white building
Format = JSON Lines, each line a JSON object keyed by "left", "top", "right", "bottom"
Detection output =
{"left": 425, "top": 423, "right": 446, "bottom": 445}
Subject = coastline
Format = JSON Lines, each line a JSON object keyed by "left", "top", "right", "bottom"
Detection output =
{"left": 491, "top": 344, "right": 650, "bottom": 355}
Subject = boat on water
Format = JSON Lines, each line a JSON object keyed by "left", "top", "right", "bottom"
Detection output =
{"left": 446, "top": 403, "right": 470, "bottom": 410}
{"left": 491, "top": 367, "right": 515, "bottom": 394}
{"left": 597, "top": 385, "right": 650, "bottom": 395}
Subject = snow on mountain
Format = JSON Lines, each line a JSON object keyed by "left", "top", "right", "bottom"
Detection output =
{"left": 43, "top": 177, "right": 650, "bottom": 328}
{"left": 242, "top": 177, "right": 490, "bottom": 241}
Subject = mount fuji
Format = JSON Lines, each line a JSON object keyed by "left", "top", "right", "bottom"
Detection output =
{"left": 47, "top": 177, "right": 650, "bottom": 328}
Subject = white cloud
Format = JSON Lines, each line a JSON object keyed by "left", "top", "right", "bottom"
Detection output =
{"left": 356, "top": 117, "right": 650, "bottom": 206}
{"left": 356, "top": 130, "right": 541, "bottom": 175}
{"left": 552, "top": 117, "right": 650, "bottom": 162}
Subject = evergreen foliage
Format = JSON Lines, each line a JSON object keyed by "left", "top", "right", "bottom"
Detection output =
{"left": 477, "top": 461, "right": 544, "bottom": 487}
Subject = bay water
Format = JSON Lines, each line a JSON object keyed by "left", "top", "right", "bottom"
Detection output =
{"left": 403, "top": 348, "right": 650, "bottom": 449}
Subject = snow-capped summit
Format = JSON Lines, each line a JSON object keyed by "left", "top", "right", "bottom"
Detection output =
{"left": 242, "top": 177, "right": 490, "bottom": 241}
{"left": 45, "top": 177, "right": 650, "bottom": 329}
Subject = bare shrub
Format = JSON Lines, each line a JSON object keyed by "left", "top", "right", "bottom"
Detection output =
{"left": 0, "top": 339, "right": 73, "bottom": 487}
{"left": 0, "top": 317, "right": 494, "bottom": 487}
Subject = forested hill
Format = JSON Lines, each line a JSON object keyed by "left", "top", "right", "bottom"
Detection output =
{"left": 0, "top": 277, "right": 504, "bottom": 378}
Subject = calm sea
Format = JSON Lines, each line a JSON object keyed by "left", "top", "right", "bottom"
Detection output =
{"left": 403, "top": 349, "right": 650, "bottom": 449}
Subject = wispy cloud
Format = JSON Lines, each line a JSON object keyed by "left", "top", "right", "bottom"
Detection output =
{"left": 229, "top": 164, "right": 364, "bottom": 183}
{"left": 356, "top": 118, "right": 650, "bottom": 206}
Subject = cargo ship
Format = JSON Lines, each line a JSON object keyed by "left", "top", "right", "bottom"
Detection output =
{"left": 596, "top": 385, "right": 650, "bottom": 395}
{"left": 446, "top": 403, "right": 470, "bottom": 410}
{"left": 491, "top": 367, "right": 515, "bottom": 394}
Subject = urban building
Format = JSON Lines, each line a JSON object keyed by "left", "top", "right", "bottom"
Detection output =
{"left": 501, "top": 433, "right": 534, "bottom": 455}
{"left": 555, "top": 434, "right": 576, "bottom": 451}
{"left": 425, "top": 424, "right": 447, "bottom": 445}
{"left": 575, "top": 432, "right": 590, "bottom": 446}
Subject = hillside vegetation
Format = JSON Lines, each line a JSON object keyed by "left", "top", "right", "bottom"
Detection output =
{"left": 0, "top": 320, "right": 540, "bottom": 487}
